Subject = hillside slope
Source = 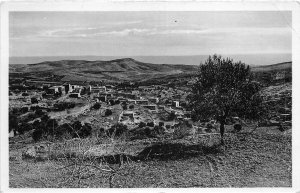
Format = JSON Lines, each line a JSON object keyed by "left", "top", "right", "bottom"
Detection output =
{"left": 251, "top": 62, "right": 292, "bottom": 72}
{"left": 10, "top": 58, "right": 198, "bottom": 82}
{"left": 9, "top": 59, "right": 292, "bottom": 82}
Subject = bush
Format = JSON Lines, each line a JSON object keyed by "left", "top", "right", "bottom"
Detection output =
{"left": 30, "top": 105, "right": 40, "bottom": 111}
{"left": 9, "top": 114, "right": 18, "bottom": 132}
{"left": 153, "top": 125, "right": 165, "bottom": 135}
{"left": 35, "top": 109, "right": 45, "bottom": 116}
{"left": 146, "top": 122, "right": 154, "bottom": 127}
{"left": 168, "top": 112, "right": 176, "bottom": 121}
{"left": 166, "top": 125, "right": 171, "bottom": 129}
{"left": 159, "top": 122, "right": 164, "bottom": 127}
{"left": 109, "top": 99, "right": 115, "bottom": 106}
{"left": 11, "top": 108, "right": 20, "bottom": 115}
{"left": 22, "top": 92, "right": 29, "bottom": 96}
{"left": 105, "top": 109, "right": 113, "bottom": 116}
{"left": 139, "top": 121, "right": 146, "bottom": 128}
{"left": 144, "top": 127, "right": 151, "bottom": 136}
{"left": 233, "top": 124, "right": 242, "bottom": 132}
{"left": 31, "top": 97, "right": 38, "bottom": 104}
{"left": 54, "top": 102, "right": 76, "bottom": 111}
{"left": 129, "top": 104, "right": 134, "bottom": 109}
{"left": 32, "top": 129, "right": 43, "bottom": 142}
{"left": 97, "top": 128, "right": 106, "bottom": 138}
{"left": 77, "top": 123, "right": 92, "bottom": 138}
{"left": 20, "top": 107, "right": 29, "bottom": 113}
{"left": 54, "top": 123, "right": 71, "bottom": 138}
{"left": 92, "top": 102, "right": 101, "bottom": 110}
{"left": 106, "top": 123, "right": 128, "bottom": 137}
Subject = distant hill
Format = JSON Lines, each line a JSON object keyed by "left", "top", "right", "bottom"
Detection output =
{"left": 251, "top": 61, "right": 292, "bottom": 72}
{"left": 9, "top": 58, "right": 292, "bottom": 83}
{"left": 9, "top": 58, "right": 198, "bottom": 82}
{"left": 10, "top": 53, "right": 292, "bottom": 65}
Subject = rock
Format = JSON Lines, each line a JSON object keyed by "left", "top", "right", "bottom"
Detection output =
{"left": 22, "top": 144, "right": 49, "bottom": 161}
{"left": 22, "top": 146, "right": 36, "bottom": 159}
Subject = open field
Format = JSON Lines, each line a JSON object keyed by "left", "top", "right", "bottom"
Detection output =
{"left": 9, "top": 125, "right": 291, "bottom": 188}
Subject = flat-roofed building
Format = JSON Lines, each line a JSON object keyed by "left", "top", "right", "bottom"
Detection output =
{"left": 89, "top": 86, "right": 106, "bottom": 93}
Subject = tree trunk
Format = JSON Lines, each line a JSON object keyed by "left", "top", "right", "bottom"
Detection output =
{"left": 220, "top": 118, "right": 226, "bottom": 145}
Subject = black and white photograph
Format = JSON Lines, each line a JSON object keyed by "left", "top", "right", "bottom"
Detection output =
{"left": 1, "top": 1, "right": 300, "bottom": 191}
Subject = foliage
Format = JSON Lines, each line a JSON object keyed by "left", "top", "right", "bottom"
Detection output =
{"left": 146, "top": 122, "right": 154, "bottom": 127}
{"left": 31, "top": 97, "right": 38, "bottom": 104}
{"left": 105, "top": 109, "right": 113, "bottom": 116}
{"left": 31, "top": 119, "right": 92, "bottom": 141}
{"left": 20, "top": 107, "right": 29, "bottom": 113}
{"left": 53, "top": 102, "right": 76, "bottom": 111}
{"left": 159, "top": 122, "right": 164, "bottom": 127}
{"left": 122, "top": 103, "right": 128, "bottom": 110}
{"left": 153, "top": 125, "right": 165, "bottom": 135}
{"left": 30, "top": 105, "right": 41, "bottom": 111}
{"left": 32, "top": 129, "right": 43, "bottom": 142}
{"left": 9, "top": 114, "right": 18, "bottom": 132}
{"left": 22, "top": 92, "right": 29, "bottom": 96}
{"left": 187, "top": 55, "right": 266, "bottom": 140}
{"left": 167, "top": 112, "right": 176, "bottom": 121}
{"left": 35, "top": 109, "right": 45, "bottom": 116}
{"left": 92, "top": 102, "right": 101, "bottom": 110}
{"left": 106, "top": 123, "right": 128, "bottom": 137}
{"left": 138, "top": 121, "right": 146, "bottom": 128}
{"left": 129, "top": 104, "right": 134, "bottom": 109}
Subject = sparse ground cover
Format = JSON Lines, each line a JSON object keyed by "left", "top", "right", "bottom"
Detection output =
{"left": 9, "top": 125, "right": 291, "bottom": 188}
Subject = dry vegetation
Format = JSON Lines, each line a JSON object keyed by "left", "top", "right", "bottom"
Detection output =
{"left": 9, "top": 124, "right": 291, "bottom": 188}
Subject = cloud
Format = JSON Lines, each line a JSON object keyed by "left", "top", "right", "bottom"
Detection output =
{"left": 34, "top": 26, "right": 289, "bottom": 38}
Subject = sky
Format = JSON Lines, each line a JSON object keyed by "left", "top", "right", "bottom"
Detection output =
{"left": 9, "top": 11, "right": 292, "bottom": 57}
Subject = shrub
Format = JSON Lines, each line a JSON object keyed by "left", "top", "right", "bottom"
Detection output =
{"left": 109, "top": 99, "right": 115, "bottom": 106}
{"left": 92, "top": 102, "right": 101, "bottom": 110}
{"left": 105, "top": 109, "right": 113, "bottom": 116}
{"left": 97, "top": 128, "right": 106, "bottom": 138}
{"left": 147, "top": 122, "right": 154, "bottom": 127}
{"left": 9, "top": 114, "right": 18, "bottom": 132}
{"left": 168, "top": 112, "right": 176, "bottom": 121}
{"left": 32, "top": 129, "right": 43, "bottom": 142}
{"left": 30, "top": 105, "right": 40, "bottom": 111}
{"left": 20, "top": 107, "right": 29, "bottom": 113}
{"left": 144, "top": 127, "right": 151, "bottom": 136}
{"left": 22, "top": 92, "right": 29, "bottom": 96}
{"left": 153, "top": 125, "right": 165, "bottom": 135}
{"left": 11, "top": 108, "right": 20, "bottom": 115}
{"left": 106, "top": 123, "right": 128, "bottom": 137}
{"left": 166, "top": 125, "right": 171, "bottom": 129}
{"left": 31, "top": 97, "right": 38, "bottom": 104}
{"left": 77, "top": 123, "right": 93, "bottom": 138}
{"left": 129, "top": 104, "right": 134, "bottom": 109}
{"left": 233, "top": 124, "right": 242, "bottom": 132}
{"left": 53, "top": 102, "right": 76, "bottom": 111}
{"left": 122, "top": 104, "right": 128, "bottom": 110}
{"left": 35, "top": 109, "right": 45, "bottom": 116}
{"left": 159, "top": 122, "right": 164, "bottom": 127}
{"left": 139, "top": 121, "right": 146, "bottom": 128}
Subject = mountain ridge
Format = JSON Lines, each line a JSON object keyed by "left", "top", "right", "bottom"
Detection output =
{"left": 9, "top": 58, "right": 291, "bottom": 82}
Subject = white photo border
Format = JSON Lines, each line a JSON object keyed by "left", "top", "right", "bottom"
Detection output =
{"left": 1, "top": 1, "right": 299, "bottom": 193}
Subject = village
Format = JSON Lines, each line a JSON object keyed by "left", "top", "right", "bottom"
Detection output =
{"left": 8, "top": 77, "right": 201, "bottom": 139}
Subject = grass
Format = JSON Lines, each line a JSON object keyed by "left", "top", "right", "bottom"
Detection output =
{"left": 9, "top": 126, "right": 292, "bottom": 188}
